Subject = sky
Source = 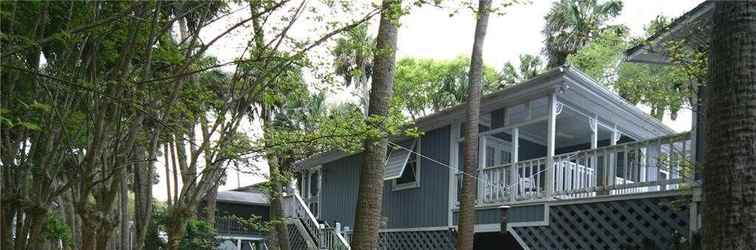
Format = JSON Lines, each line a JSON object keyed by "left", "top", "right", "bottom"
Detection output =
{"left": 152, "top": 0, "right": 704, "bottom": 201}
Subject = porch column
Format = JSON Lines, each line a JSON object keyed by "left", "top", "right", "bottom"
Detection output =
{"left": 510, "top": 127, "right": 519, "bottom": 202}
{"left": 545, "top": 93, "right": 557, "bottom": 198}
{"left": 608, "top": 125, "right": 619, "bottom": 188}
{"left": 448, "top": 122, "right": 460, "bottom": 226}
{"left": 589, "top": 117, "right": 598, "bottom": 188}
{"left": 478, "top": 136, "right": 487, "bottom": 203}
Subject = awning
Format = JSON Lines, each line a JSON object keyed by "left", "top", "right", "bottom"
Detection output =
{"left": 384, "top": 140, "right": 416, "bottom": 180}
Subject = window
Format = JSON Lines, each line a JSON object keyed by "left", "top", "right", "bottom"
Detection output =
{"left": 393, "top": 141, "right": 420, "bottom": 190}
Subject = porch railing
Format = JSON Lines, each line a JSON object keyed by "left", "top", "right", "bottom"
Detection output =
{"left": 472, "top": 132, "right": 693, "bottom": 205}
{"left": 215, "top": 216, "right": 260, "bottom": 235}
{"left": 283, "top": 192, "right": 351, "bottom": 250}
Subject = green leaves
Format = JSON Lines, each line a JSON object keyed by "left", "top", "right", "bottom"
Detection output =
{"left": 567, "top": 16, "right": 703, "bottom": 121}
{"left": 500, "top": 54, "right": 545, "bottom": 85}
{"left": 393, "top": 56, "right": 501, "bottom": 118}
{"left": 543, "top": 0, "right": 624, "bottom": 67}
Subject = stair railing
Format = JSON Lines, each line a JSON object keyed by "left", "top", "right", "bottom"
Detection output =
{"left": 283, "top": 192, "right": 351, "bottom": 249}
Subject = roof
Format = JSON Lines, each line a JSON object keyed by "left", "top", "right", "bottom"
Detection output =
{"left": 230, "top": 182, "right": 268, "bottom": 192}
{"left": 625, "top": 1, "right": 713, "bottom": 64}
{"left": 216, "top": 190, "right": 269, "bottom": 206}
{"left": 296, "top": 66, "right": 675, "bottom": 169}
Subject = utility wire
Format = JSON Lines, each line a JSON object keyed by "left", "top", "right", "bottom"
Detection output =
{"left": 387, "top": 138, "right": 693, "bottom": 198}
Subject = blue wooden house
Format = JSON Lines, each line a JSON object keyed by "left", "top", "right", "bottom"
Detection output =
{"left": 282, "top": 64, "right": 700, "bottom": 249}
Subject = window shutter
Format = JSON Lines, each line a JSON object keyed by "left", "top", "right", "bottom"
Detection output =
{"left": 383, "top": 140, "right": 416, "bottom": 180}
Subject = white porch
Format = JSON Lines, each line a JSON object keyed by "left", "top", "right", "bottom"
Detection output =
{"left": 450, "top": 91, "right": 695, "bottom": 207}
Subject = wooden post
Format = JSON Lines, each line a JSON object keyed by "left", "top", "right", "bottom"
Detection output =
{"left": 478, "top": 136, "right": 487, "bottom": 203}
{"left": 449, "top": 121, "right": 460, "bottom": 226}
{"left": 608, "top": 126, "right": 619, "bottom": 189}
{"left": 499, "top": 205, "right": 511, "bottom": 234}
{"left": 511, "top": 127, "right": 519, "bottom": 202}
{"left": 590, "top": 117, "right": 598, "bottom": 190}
{"left": 545, "top": 94, "right": 557, "bottom": 198}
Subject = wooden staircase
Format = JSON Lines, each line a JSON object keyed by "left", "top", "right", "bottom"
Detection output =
{"left": 283, "top": 192, "right": 351, "bottom": 250}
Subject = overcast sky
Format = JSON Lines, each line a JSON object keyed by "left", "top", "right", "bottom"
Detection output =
{"left": 152, "top": 0, "right": 704, "bottom": 201}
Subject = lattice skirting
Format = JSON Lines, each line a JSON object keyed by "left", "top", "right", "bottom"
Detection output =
{"left": 288, "top": 223, "right": 312, "bottom": 250}
{"left": 378, "top": 229, "right": 457, "bottom": 250}
{"left": 513, "top": 196, "right": 690, "bottom": 249}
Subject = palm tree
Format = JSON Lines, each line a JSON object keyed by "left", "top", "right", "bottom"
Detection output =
{"left": 350, "top": 0, "right": 400, "bottom": 249}
{"left": 332, "top": 24, "right": 375, "bottom": 113}
{"left": 702, "top": 1, "right": 756, "bottom": 249}
{"left": 543, "top": 0, "right": 623, "bottom": 68}
{"left": 500, "top": 54, "right": 545, "bottom": 85}
{"left": 457, "top": 1, "right": 491, "bottom": 250}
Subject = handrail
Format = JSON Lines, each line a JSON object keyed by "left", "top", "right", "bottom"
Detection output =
{"left": 284, "top": 192, "right": 351, "bottom": 249}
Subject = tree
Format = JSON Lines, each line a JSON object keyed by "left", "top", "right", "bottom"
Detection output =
{"left": 457, "top": 0, "right": 491, "bottom": 249}
{"left": 543, "top": 0, "right": 623, "bottom": 68}
{"left": 567, "top": 17, "right": 703, "bottom": 120}
{"left": 702, "top": 1, "right": 756, "bottom": 249}
{"left": 1, "top": 1, "right": 385, "bottom": 249}
{"left": 332, "top": 24, "right": 375, "bottom": 113}
{"left": 500, "top": 54, "right": 545, "bottom": 85}
{"left": 393, "top": 56, "right": 501, "bottom": 119}
{"left": 351, "top": 0, "right": 401, "bottom": 249}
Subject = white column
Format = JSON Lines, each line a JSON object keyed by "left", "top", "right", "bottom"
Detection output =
{"left": 448, "top": 122, "right": 460, "bottom": 226}
{"left": 478, "top": 136, "right": 487, "bottom": 203}
{"left": 589, "top": 117, "right": 598, "bottom": 188}
{"left": 608, "top": 126, "right": 619, "bottom": 187}
{"left": 545, "top": 94, "right": 557, "bottom": 198}
{"left": 511, "top": 127, "right": 519, "bottom": 202}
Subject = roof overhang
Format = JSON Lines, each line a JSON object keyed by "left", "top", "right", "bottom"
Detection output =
{"left": 625, "top": 1, "right": 713, "bottom": 64}
{"left": 215, "top": 191, "right": 270, "bottom": 206}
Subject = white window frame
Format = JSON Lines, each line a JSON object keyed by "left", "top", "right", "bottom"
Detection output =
{"left": 393, "top": 139, "right": 421, "bottom": 191}
{"left": 304, "top": 166, "right": 322, "bottom": 218}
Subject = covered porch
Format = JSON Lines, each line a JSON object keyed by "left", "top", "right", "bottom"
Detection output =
{"left": 451, "top": 85, "right": 695, "bottom": 207}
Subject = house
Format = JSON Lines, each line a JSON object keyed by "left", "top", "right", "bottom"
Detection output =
{"left": 284, "top": 65, "right": 699, "bottom": 249}
{"left": 206, "top": 184, "right": 271, "bottom": 250}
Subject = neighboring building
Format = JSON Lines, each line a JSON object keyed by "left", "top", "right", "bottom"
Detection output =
{"left": 288, "top": 66, "right": 699, "bottom": 249}
{"left": 625, "top": 0, "right": 712, "bottom": 171}
{"left": 204, "top": 183, "right": 271, "bottom": 250}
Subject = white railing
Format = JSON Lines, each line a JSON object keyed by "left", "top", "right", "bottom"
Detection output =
{"left": 319, "top": 225, "right": 351, "bottom": 250}
{"left": 283, "top": 192, "right": 351, "bottom": 250}
{"left": 476, "top": 132, "right": 694, "bottom": 204}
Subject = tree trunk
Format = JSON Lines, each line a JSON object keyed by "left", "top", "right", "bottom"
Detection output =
{"left": 96, "top": 224, "right": 116, "bottom": 250}
{"left": 205, "top": 185, "right": 217, "bottom": 226}
{"left": 25, "top": 208, "right": 49, "bottom": 250}
{"left": 134, "top": 146, "right": 153, "bottom": 250}
{"left": 2, "top": 206, "right": 15, "bottom": 250}
{"left": 166, "top": 214, "right": 188, "bottom": 250}
{"left": 120, "top": 161, "right": 130, "bottom": 250}
{"left": 702, "top": 2, "right": 756, "bottom": 249}
{"left": 80, "top": 216, "right": 98, "bottom": 250}
{"left": 63, "top": 191, "right": 80, "bottom": 250}
{"left": 456, "top": 1, "right": 491, "bottom": 250}
{"left": 267, "top": 158, "right": 290, "bottom": 250}
{"left": 350, "top": 1, "right": 400, "bottom": 249}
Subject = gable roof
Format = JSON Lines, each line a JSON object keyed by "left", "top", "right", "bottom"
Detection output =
{"left": 296, "top": 66, "right": 674, "bottom": 169}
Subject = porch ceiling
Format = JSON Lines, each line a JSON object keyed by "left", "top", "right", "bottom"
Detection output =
{"left": 517, "top": 107, "right": 613, "bottom": 148}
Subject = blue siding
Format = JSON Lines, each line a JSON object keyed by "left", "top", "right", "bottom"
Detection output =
{"left": 452, "top": 208, "right": 499, "bottom": 225}
{"left": 508, "top": 205, "right": 545, "bottom": 223}
{"left": 452, "top": 204, "right": 545, "bottom": 225}
{"left": 319, "top": 126, "right": 451, "bottom": 229}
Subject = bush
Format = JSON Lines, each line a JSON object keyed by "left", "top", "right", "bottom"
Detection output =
{"left": 179, "top": 219, "right": 217, "bottom": 250}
